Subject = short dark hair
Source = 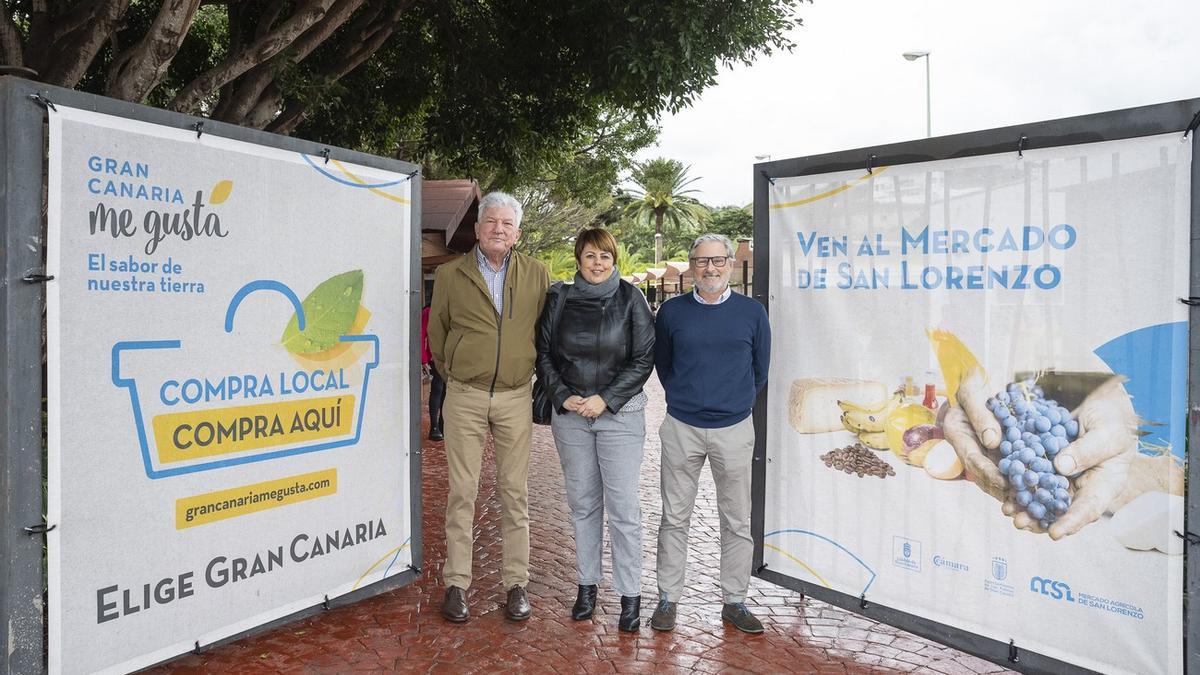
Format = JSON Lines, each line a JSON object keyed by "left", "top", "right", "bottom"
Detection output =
{"left": 574, "top": 228, "right": 619, "bottom": 262}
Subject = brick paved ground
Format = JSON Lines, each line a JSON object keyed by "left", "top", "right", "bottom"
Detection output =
{"left": 154, "top": 375, "right": 1014, "bottom": 674}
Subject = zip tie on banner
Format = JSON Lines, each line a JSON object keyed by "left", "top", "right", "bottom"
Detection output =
{"left": 409, "top": 564, "right": 422, "bottom": 574}
{"left": 23, "top": 522, "right": 56, "bottom": 535}
{"left": 858, "top": 593, "right": 869, "bottom": 610}
{"left": 1174, "top": 529, "right": 1200, "bottom": 546}
{"left": 320, "top": 148, "right": 331, "bottom": 164}
{"left": 1017, "top": 135, "right": 1028, "bottom": 159}
{"left": 404, "top": 169, "right": 420, "bottom": 182}
{"left": 759, "top": 169, "right": 775, "bottom": 186}
{"left": 21, "top": 269, "right": 54, "bottom": 283}
{"left": 1182, "top": 108, "right": 1200, "bottom": 141}
{"left": 322, "top": 594, "right": 330, "bottom": 610}
{"left": 191, "top": 121, "right": 204, "bottom": 139}
{"left": 193, "top": 640, "right": 201, "bottom": 655}
{"left": 754, "top": 562, "right": 768, "bottom": 574}
{"left": 27, "top": 93, "right": 56, "bottom": 111}
{"left": 1179, "top": 297, "right": 1200, "bottom": 306}
{"left": 865, "top": 154, "right": 877, "bottom": 176}
{"left": 1008, "top": 639, "right": 1020, "bottom": 663}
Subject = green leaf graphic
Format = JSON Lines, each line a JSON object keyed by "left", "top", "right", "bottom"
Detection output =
{"left": 281, "top": 270, "right": 364, "bottom": 354}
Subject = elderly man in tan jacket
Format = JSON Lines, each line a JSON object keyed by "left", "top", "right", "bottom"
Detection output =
{"left": 428, "top": 191, "right": 549, "bottom": 623}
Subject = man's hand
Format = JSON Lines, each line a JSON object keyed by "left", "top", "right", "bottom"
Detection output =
{"left": 942, "top": 368, "right": 1008, "bottom": 501}
{"left": 1042, "top": 376, "right": 1137, "bottom": 539}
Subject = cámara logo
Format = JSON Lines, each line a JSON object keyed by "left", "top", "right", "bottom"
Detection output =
{"left": 1030, "top": 576, "right": 1074, "bottom": 601}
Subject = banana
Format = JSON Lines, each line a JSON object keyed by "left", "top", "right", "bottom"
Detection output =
{"left": 857, "top": 431, "right": 889, "bottom": 450}
{"left": 840, "top": 391, "right": 904, "bottom": 434}
{"left": 837, "top": 396, "right": 884, "bottom": 414}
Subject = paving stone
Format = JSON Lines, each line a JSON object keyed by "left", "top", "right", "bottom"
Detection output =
{"left": 148, "top": 375, "right": 1014, "bottom": 674}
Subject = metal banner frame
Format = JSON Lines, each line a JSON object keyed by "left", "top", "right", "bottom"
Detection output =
{"left": 0, "top": 75, "right": 424, "bottom": 674}
{"left": 750, "top": 97, "right": 1200, "bottom": 674}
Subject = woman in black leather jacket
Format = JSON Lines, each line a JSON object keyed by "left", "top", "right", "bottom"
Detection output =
{"left": 535, "top": 228, "right": 655, "bottom": 632}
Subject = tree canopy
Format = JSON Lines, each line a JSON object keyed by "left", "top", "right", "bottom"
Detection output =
{"left": 3, "top": 0, "right": 802, "bottom": 184}
{"left": 623, "top": 157, "right": 707, "bottom": 263}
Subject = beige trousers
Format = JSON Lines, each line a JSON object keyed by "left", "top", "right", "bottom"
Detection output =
{"left": 441, "top": 378, "right": 533, "bottom": 590}
{"left": 656, "top": 413, "right": 755, "bottom": 604}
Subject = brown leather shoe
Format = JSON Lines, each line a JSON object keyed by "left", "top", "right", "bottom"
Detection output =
{"left": 505, "top": 585, "right": 531, "bottom": 621}
{"left": 441, "top": 586, "right": 469, "bottom": 623}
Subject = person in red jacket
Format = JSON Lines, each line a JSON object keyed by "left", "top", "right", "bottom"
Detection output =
{"left": 421, "top": 300, "right": 446, "bottom": 440}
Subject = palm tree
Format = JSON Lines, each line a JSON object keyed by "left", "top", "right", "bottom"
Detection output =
{"left": 624, "top": 158, "right": 708, "bottom": 264}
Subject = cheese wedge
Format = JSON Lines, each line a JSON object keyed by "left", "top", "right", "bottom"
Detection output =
{"left": 789, "top": 377, "right": 887, "bottom": 433}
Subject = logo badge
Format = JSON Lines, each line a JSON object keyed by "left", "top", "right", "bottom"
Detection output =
{"left": 991, "top": 557, "right": 1008, "bottom": 581}
{"left": 892, "top": 536, "right": 921, "bottom": 572}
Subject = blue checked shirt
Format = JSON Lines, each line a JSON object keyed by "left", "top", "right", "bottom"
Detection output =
{"left": 476, "top": 246, "right": 511, "bottom": 314}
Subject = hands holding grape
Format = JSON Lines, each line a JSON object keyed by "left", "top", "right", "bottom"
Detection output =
{"left": 943, "top": 370, "right": 1139, "bottom": 539}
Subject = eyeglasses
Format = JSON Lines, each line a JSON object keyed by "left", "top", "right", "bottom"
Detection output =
{"left": 689, "top": 256, "right": 731, "bottom": 268}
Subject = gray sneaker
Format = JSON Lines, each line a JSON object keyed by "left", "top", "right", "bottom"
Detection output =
{"left": 721, "top": 602, "right": 764, "bottom": 634}
{"left": 650, "top": 597, "right": 676, "bottom": 631}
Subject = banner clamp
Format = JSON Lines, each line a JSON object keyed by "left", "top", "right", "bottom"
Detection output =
{"left": 322, "top": 594, "right": 330, "bottom": 610}
{"left": 23, "top": 522, "right": 56, "bottom": 535}
{"left": 191, "top": 121, "right": 204, "bottom": 139}
{"left": 193, "top": 640, "right": 202, "bottom": 655}
{"left": 21, "top": 269, "right": 55, "bottom": 283}
{"left": 1179, "top": 297, "right": 1200, "bottom": 306}
{"left": 27, "top": 93, "right": 56, "bottom": 112}
{"left": 1017, "top": 135, "right": 1028, "bottom": 159}
{"left": 320, "top": 148, "right": 331, "bottom": 164}
{"left": 865, "top": 154, "right": 877, "bottom": 176}
{"left": 759, "top": 169, "right": 776, "bottom": 186}
{"left": 1174, "top": 529, "right": 1200, "bottom": 546}
{"left": 858, "top": 593, "right": 868, "bottom": 610}
{"left": 1008, "top": 639, "right": 1019, "bottom": 663}
{"left": 1182, "top": 108, "right": 1200, "bottom": 141}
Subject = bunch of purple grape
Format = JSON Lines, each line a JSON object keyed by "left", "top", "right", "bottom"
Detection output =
{"left": 989, "top": 379, "right": 1078, "bottom": 530}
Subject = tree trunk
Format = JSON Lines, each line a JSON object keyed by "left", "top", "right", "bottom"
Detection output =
{"left": 168, "top": 0, "right": 334, "bottom": 115}
{"left": 104, "top": 0, "right": 202, "bottom": 102}
{"left": 654, "top": 210, "right": 664, "bottom": 264}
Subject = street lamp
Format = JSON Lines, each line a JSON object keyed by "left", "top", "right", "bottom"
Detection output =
{"left": 902, "top": 50, "right": 931, "bottom": 137}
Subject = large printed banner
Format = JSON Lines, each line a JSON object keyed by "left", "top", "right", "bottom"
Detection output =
{"left": 46, "top": 107, "right": 414, "bottom": 674}
{"left": 764, "top": 133, "right": 1188, "bottom": 674}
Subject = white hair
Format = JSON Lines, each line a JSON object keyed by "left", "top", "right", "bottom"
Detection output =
{"left": 689, "top": 233, "right": 735, "bottom": 259}
{"left": 478, "top": 191, "right": 523, "bottom": 228}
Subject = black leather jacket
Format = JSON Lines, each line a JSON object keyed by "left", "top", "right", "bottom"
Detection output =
{"left": 535, "top": 280, "right": 655, "bottom": 413}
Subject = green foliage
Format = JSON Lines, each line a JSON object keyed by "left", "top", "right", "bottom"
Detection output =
{"left": 708, "top": 205, "right": 754, "bottom": 242}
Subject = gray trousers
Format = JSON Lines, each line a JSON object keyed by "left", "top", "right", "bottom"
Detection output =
{"left": 657, "top": 413, "right": 755, "bottom": 604}
{"left": 551, "top": 406, "right": 646, "bottom": 597}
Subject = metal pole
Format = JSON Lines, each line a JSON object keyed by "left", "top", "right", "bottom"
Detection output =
{"left": 0, "top": 76, "right": 49, "bottom": 675}
{"left": 924, "top": 55, "right": 932, "bottom": 138}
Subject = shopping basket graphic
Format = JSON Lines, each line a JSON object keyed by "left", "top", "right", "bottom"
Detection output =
{"left": 111, "top": 280, "right": 380, "bottom": 479}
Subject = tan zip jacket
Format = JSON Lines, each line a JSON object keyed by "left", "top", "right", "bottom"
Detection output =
{"left": 428, "top": 246, "right": 549, "bottom": 392}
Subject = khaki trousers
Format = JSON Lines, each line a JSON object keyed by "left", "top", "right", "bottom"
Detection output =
{"left": 656, "top": 413, "right": 755, "bottom": 604}
{"left": 441, "top": 378, "right": 533, "bottom": 590}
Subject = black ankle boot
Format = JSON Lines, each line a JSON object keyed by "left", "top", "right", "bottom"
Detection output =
{"left": 618, "top": 595, "right": 641, "bottom": 632}
{"left": 571, "top": 584, "right": 598, "bottom": 620}
{"left": 428, "top": 422, "right": 443, "bottom": 441}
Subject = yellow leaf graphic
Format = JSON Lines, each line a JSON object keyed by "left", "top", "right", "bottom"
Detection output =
{"left": 209, "top": 179, "right": 234, "bottom": 204}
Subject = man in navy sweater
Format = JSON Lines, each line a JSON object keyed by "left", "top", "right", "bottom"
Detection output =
{"left": 650, "top": 233, "right": 771, "bottom": 634}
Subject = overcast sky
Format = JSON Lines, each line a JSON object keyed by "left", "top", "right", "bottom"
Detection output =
{"left": 634, "top": 0, "right": 1200, "bottom": 207}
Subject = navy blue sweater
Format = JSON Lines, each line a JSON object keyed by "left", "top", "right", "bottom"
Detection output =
{"left": 654, "top": 292, "right": 771, "bottom": 428}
